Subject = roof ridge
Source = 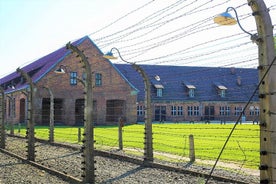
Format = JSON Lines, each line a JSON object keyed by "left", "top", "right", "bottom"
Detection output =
{"left": 0, "top": 36, "right": 90, "bottom": 92}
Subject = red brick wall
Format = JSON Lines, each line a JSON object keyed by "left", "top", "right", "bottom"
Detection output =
{"left": 33, "top": 38, "right": 137, "bottom": 125}
{"left": 137, "top": 100, "right": 259, "bottom": 123}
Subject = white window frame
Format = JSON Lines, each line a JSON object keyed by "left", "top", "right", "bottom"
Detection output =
{"left": 95, "top": 73, "right": 102, "bottom": 86}
{"left": 194, "top": 106, "right": 199, "bottom": 116}
{"left": 171, "top": 106, "right": 177, "bottom": 116}
{"left": 178, "top": 106, "right": 183, "bottom": 116}
{"left": 137, "top": 105, "right": 144, "bottom": 116}
{"left": 70, "top": 72, "right": 77, "bottom": 85}
{"left": 188, "top": 106, "right": 193, "bottom": 116}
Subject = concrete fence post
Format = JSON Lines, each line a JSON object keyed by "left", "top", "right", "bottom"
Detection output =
{"left": 18, "top": 123, "right": 21, "bottom": 134}
{"left": 118, "top": 117, "right": 123, "bottom": 150}
{"left": 78, "top": 128, "right": 81, "bottom": 143}
{"left": 66, "top": 42, "right": 95, "bottom": 184}
{"left": 247, "top": 1, "right": 276, "bottom": 183}
{"left": 189, "top": 134, "right": 195, "bottom": 162}
{"left": 17, "top": 68, "right": 36, "bottom": 161}
{"left": 0, "top": 87, "right": 5, "bottom": 149}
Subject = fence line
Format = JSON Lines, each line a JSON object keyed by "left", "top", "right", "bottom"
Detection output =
{"left": 1, "top": 121, "right": 265, "bottom": 183}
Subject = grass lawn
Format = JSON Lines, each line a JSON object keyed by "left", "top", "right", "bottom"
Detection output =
{"left": 10, "top": 123, "right": 259, "bottom": 169}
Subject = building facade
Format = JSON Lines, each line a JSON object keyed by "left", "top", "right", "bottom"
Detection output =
{"left": 0, "top": 36, "right": 259, "bottom": 126}
{"left": 115, "top": 64, "right": 259, "bottom": 124}
{"left": 1, "top": 36, "right": 138, "bottom": 126}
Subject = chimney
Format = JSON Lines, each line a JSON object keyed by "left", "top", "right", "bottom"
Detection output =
{"left": 230, "top": 67, "right": 236, "bottom": 75}
{"left": 237, "top": 76, "right": 242, "bottom": 86}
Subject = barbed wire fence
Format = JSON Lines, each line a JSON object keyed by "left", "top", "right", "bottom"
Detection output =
{"left": 0, "top": 0, "right": 275, "bottom": 183}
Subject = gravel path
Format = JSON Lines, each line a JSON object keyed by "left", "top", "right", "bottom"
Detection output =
{"left": 0, "top": 136, "right": 259, "bottom": 184}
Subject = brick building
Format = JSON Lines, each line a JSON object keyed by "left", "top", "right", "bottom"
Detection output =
{"left": 1, "top": 36, "right": 138, "bottom": 126}
{"left": 0, "top": 36, "right": 259, "bottom": 126}
{"left": 114, "top": 64, "right": 259, "bottom": 123}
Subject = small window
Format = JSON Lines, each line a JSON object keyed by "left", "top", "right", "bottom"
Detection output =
{"left": 214, "top": 82, "right": 227, "bottom": 97}
{"left": 171, "top": 106, "right": 177, "bottom": 116}
{"left": 157, "top": 88, "right": 163, "bottom": 97}
{"left": 137, "top": 105, "right": 144, "bottom": 116}
{"left": 188, "top": 106, "right": 192, "bottom": 116}
{"left": 188, "top": 106, "right": 198, "bottom": 116}
{"left": 178, "top": 106, "right": 183, "bottom": 116}
{"left": 226, "top": 106, "right": 230, "bottom": 115}
{"left": 70, "top": 72, "right": 77, "bottom": 85}
{"left": 189, "top": 89, "right": 195, "bottom": 98}
{"left": 220, "top": 89, "right": 226, "bottom": 98}
{"left": 95, "top": 73, "right": 102, "bottom": 86}
{"left": 249, "top": 106, "right": 259, "bottom": 116}
{"left": 193, "top": 106, "right": 199, "bottom": 116}
{"left": 154, "top": 84, "right": 164, "bottom": 97}
{"left": 234, "top": 106, "right": 243, "bottom": 116}
{"left": 183, "top": 81, "right": 196, "bottom": 97}
{"left": 220, "top": 106, "right": 230, "bottom": 116}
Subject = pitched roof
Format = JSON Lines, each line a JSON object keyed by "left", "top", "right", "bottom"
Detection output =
{"left": 114, "top": 64, "right": 259, "bottom": 102}
{"left": 0, "top": 35, "right": 259, "bottom": 103}
{"left": 0, "top": 36, "right": 91, "bottom": 93}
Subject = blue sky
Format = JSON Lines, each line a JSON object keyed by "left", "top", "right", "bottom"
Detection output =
{"left": 0, "top": 0, "right": 275, "bottom": 77}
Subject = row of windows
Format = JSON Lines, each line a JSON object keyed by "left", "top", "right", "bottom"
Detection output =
{"left": 156, "top": 88, "right": 226, "bottom": 98}
{"left": 171, "top": 106, "right": 183, "bottom": 116}
{"left": 187, "top": 106, "right": 199, "bottom": 116}
{"left": 70, "top": 72, "right": 102, "bottom": 86}
{"left": 76, "top": 80, "right": 227, "bottom": 98}
{"left": 137, "top": 105, "right": 260, "bottom": 116}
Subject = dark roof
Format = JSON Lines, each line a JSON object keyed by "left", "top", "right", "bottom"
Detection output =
{"left": 114, "top": 64, "right": 259, "bottom": 102}
{"left": 0, "top": 35, "right": 259, "bottom": 103}
{"left": 0, "top": 36, "right": 91, "bottom": 93}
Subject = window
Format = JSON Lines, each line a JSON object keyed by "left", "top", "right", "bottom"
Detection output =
{"left": 189, "top": 89, "right": 195, "bottom": 97}
{"left": 193, "top": 106, "right": 199, "bottom": 116}
{"left": 171, "top": 106, "right": 183, "bottom": 116}
{"left": 220, "top": 106, "right": 225, "bottom": 115}
{"left": 157, "top": 88, "right": 163, "bottom": 97}
{"left": 220, "top": 106, "right": 230, "bottom": 116}
{"left": 178, "top": 106, "right": 183, "bottom": 116}
{"left": 188, "top": 106, "right": 193, "bottom": 116}
{"left": 95, "top": 73, "right": 102, "bottom": 86}
{"left": 220, "top": 89, "right": 226, "bottom": 98}
{"left": 171, "top": 106, "right": 177, "bottom": 116}
{"left": 255, "top": 107, "right": 260, "bottom": 116}
{"left": 183, "top": 81, "right": 196, "bottom": 98}
{"left": 234, "top": 106, "right": 243, "bottom": 116}
{"left": 214, "top": 82, "right": 227, "bottom": 97}
{"left": 137, "top": 105, "right": 144, "bottom": 116}
{"left": 70, "top": 72, "right": 77, "bottom": 85}
{"left": 188, "top": 106, "right": 199, "bottom": 116}
{"left": 249, "top": 106, "right": 260, "bottom": 116}
{"left": 225, "top": 106, "right": 230, "bottom": 116}
{"left": 154, "top": 84, "right": 164, "bottom": 97}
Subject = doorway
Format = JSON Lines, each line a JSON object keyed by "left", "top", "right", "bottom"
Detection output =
{"left": 204, "top": 106, "right": 215, "bottom": 120}
{"left": 42, "top": 98, "right": 63, "bottom": 125}
{"left": 155, "top": 106, "right": 166, "bottom": 122}
{"left": 106, "top": 100, "right": 125, "bottom": 122}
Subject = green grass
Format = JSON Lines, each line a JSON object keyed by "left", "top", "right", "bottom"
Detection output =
{"left": 10, "top": 123, "right": 259, "bottom": 169}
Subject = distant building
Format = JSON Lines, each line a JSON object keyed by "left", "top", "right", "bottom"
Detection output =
{"left": 115, "top": 64, "right": 259, "bottom": 123}
{"left": 0, "top": 36, "right": 259, "bottom": 126}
